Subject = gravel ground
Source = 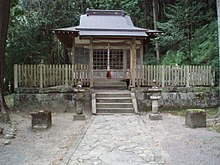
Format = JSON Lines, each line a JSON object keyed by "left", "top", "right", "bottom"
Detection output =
{"left": 0, "top": 112, "right": 220, "bottom": 165}
{"left": 0, "top": 112, "right": 88, "bottom": 165}
{"left": 140, "top": 112, "right": 220, "bottom": 165}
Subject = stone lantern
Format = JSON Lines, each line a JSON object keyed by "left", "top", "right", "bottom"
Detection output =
{"left": 148, "top": 80, "right": 162, "bottom": 120}
{"left": 73, "top": 81, "right": 86, "bottom": 120}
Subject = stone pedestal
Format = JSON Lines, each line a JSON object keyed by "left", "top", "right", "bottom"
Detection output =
{"left": 30, "top": 110, "right": 52, "bottom": 129}
{"left": 73, "top": 114, "right": 86, "bottom": 120}
{"left": 185, "top": 109, "right": 206, "bottom": 128}
{"left": 152, "top": 99, "right": 159, "bottom": 113}
{"left": 148, "top": 87, "right": 162, "bottom": 120}
{"left": 73, "top": 82, "right": 86, "bottom": 120}
{"left": 149, "top": 113, "right": 162, "bottom": 120}
{"left": 73, "top": 93, "right": 86, "bottom": 120}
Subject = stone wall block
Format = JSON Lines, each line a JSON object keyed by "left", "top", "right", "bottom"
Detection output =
{"left": 185, "top": 109, "right": 206, "bottom": 128}
{"left": 30, "top": 110, "right": 52, "bottom": 129}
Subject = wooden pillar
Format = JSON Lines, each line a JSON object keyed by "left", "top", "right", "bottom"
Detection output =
{"left": 123, "top": 49, "right": 127, "bottom": 78}
{"left": 71, "top": 38, "right": 75, "bottom": 87}
{"left": 139, "top": 40, "right": 144, "bottom": 87}
{"left": 130, "top": 39, "right": 136, "bottom": 88}
{"left": 129, "top": 41, "right": 133, "bottom": 88}
{"left": 71, "top": 38, "right": 75, "bottom": 65}
{"left": 89, "top": 38, "right": 93, "bottom": 87}
{"left": 133, "top": 41, "right": 137, "bottom": 87}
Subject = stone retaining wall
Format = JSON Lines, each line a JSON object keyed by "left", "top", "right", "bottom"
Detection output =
{"left": 135, "top": 87, "right": 219, "bottom": 111}
{"left": 13, "top": 87, "right": 219, "bottom": 112}
{"left": 14, "top": 87, "right": 92, "bottom": 112}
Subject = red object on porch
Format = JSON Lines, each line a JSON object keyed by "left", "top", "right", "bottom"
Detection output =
{"left": 106, "top": 70, "right": 111, "bottom": 79}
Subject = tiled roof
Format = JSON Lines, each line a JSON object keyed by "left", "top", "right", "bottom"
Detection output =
{"left": 52, "top": 9, "right": 162, "bottom": 47}
{"left": 77, "top": 9, "right": 148, "bottom": 37}
{"left": 53, "top": 9, "right": 152, "bottom": 38}
{"left": 79, "top": 30, "right": 147, "bottom": 37}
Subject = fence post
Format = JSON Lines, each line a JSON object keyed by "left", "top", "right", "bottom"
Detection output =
{"left": 14, "top": 64, "right": 18, "bottom": 89}
{"left": 65, "top": 64, "right": 68, "bottom": 87}
{"left": 40, "top": 64, "right": 43, "bottom": 88}
{"left": 211, "top": 66, "right": 215, "bottom": 86}
{"left": 161, "top": 65, "right": 165, "bottom": 87}
{"left": 186, "top": 65, "right": 190, "bottom": 87}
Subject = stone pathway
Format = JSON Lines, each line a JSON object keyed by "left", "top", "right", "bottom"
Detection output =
{"left": 65, "top": 114, "right": 167, "bottom": 165}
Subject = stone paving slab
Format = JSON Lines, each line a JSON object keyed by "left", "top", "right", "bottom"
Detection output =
{"left": 66, "top": 114, "right": 166, "bottom": 165}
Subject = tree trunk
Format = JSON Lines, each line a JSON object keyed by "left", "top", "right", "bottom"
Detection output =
{"left": 64, "top": 47, "right": 69, "bottom": 64}
{"left": 0, "top": 0, "right": 11, "bottom": 123}
{"left": 152, "top": 0, "right": 160, "bottom": 63}
{"left": 217, "top": 0, "right": 220, "bottom": 117}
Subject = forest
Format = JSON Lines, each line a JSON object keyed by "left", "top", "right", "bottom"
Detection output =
{"left": 2, "top": 0, "right": 219, "bottom": 89}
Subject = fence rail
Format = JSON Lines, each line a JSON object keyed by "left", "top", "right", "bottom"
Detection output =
{"left": 14, "top": 64, "right": 90, "bottom": 88}
{"left": 140, "top": 65, "right": 214, "bottom": 87}
{"left": 14, "top": 64, "right": 215, "bottom": 88}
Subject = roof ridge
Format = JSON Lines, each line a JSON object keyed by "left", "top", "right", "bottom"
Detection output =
{"left": 86, "top": 9, "right": 125, "bottom": 16}
{"left": 76, "top": 27, "right": 147, "bottom": 32}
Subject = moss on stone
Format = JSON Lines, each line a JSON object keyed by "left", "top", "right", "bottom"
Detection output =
{"left": 186, "top": 109, "right": 206, "bottom": 113}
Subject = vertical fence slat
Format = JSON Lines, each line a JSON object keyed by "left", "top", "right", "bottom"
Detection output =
{"left": 15, "top": 64, "right": 214, "bottom": 88}
{"left": 186, "top": 65, "right": 190, "bottom": 87}
{"left": 209, "top": 65, "right": 212, "bottom": 85}
{"left": 203, "top": 66, "right": 206, "bottom": 85}
{"left": 169, "top": 66, "right": 171, "bottom": 86}
{"left": 181, "top": 66, "right": 184, "bottom": 86}
{"left": 161, "top": 65, "right": 165, "bottom": 87}
{"left": 14, "top": 64, "right": 18, "bottom": 89}
{"left": 39, "top": 64, "right": 43, "bottom": 88}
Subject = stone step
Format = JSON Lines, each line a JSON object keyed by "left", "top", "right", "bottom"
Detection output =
{"left": 96, "top": 93, "right": 131, "bottom": 98}
{"left": 96, "top": 108, "right": 134, "bottom": 113}
{"left": 96, "top": 97, "right": 132, "bottom": 103}
{"left": 96, "top": 103, "right": 133, "bottom": 108}
{"left": 94, "top": 80, "right": 128, "bottom": 90}
{"left": 92, "top": 90, "right": 138, "bottom": 114}
{"left": 95, "top": 91, "right": 130, "bottom": 94}
{"left": 94, "top": 80, "right": 127, "bottom": 85}
{"left": 94, "top": 85, "right": 127, "bottom": 90}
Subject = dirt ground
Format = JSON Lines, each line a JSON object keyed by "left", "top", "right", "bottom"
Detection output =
{"left": 0, "top": 112, "right": 89, "bottom": 165}
{"left": 140, "top": 112, "right": 220, "bottom": 165}
{"left": 0, "top": 111, "right": 220, "bottom": 165}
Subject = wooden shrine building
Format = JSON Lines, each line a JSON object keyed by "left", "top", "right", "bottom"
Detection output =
{"left": 52, "top": 9, "right": 159, "bottom": 88}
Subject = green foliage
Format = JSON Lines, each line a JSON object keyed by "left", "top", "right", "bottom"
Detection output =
{"left": 191, "top": 20, "right": 218, "bottom": 66}
{"left": 161, "top": 50, "right": 186, "bottom": 65}
{"left": 157, "top": 0, "right": 215, "bottom": 64}
{"left": 144, "top": 53, "right": 158, "bottom": 65}
{"left": 5, "top": 0, "right": 83, "bottom": 84}
{"left": 144, "top": 47, "right": 158, "bottom": 65}
{"left": 191, "top": 20, "right": 219, "bottom": 83}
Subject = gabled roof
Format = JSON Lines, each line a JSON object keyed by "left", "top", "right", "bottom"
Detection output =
{"left": 77, "top": 9, "right": 147, "bottom": 37}
{"left": 53, "top": 9, "right": 148, "bottom": 38}
{"left": 52, "top": 9, "right": 161, "bottom": 48}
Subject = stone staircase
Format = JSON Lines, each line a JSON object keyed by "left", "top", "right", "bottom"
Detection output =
{"left": 93, "top": 79, "right": 128, "bottom": 90}
{"left": 92, "top": 91, "right": 138, "bottom": 114}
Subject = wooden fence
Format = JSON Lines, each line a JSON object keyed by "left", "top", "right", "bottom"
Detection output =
{"left": 139, "top": 65, "right": 214, "bottom": 87}
{"left": 14, "top": 64, "right": 215, "bottom": 88}
{"left": 14, "top": 64, "right": 90, "bottom": 88}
